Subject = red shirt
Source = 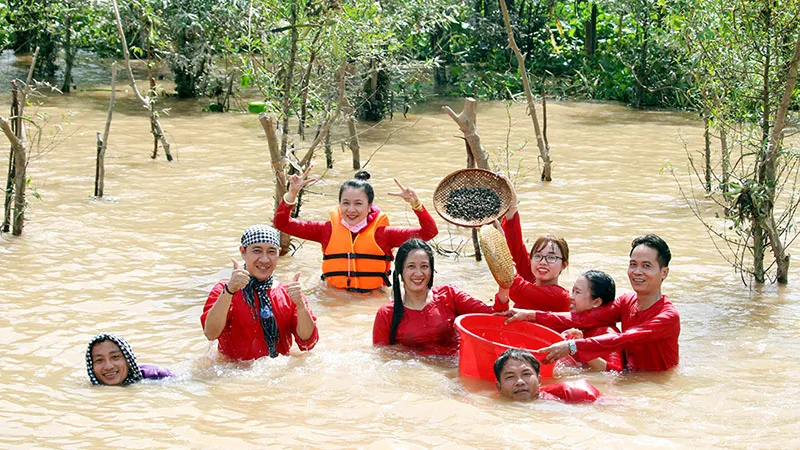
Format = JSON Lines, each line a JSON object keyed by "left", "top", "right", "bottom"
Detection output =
{"left": 273, "top": 200, "right": 439, "bottom": 255}
{"left": 501, "top": 211, "right": 535, "bottom": 282}
{"left": 499, "top": 212, "right": 570, "bottom": 311}
{"left": 535, "top": 292, "right": 680, "bottom": 372}
{"left": 201, "top": 281, "right": 319, "bottom": 360}
{"left": 496, "top": 274, "right": 571, "bottom": 312}
{"left": 373, "top": 285, "right": 508, "bottom": 355}
{"left": 574, "top": 326, "right": 624, "bottom": 372}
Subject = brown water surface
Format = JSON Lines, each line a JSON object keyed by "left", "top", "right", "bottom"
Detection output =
{"left": 2, "top": 67, "right": 800, "bottom": 448}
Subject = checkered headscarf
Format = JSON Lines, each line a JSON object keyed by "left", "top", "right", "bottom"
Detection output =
{"left": 239, "top": 224, "right": 281, "bottom": 358}
{"left": 85, "top": 333, "right": 143, "bottom": 386}
{"left": 241, "top": 225, "right": 281, "bottom": 249}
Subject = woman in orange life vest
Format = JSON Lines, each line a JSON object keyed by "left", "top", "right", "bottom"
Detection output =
{"left": 273, "top": 168, "right": 439, "bottom": 292}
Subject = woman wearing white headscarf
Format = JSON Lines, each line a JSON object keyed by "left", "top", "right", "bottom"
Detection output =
{"left": 201, "top": 225, "right": 319, "bottom": 361}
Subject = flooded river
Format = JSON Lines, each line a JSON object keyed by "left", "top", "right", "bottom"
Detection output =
{"left": 2, "top": 57, "right": 799, "bottom": 448}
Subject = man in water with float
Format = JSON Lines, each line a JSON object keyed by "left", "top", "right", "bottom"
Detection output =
{"left": 494, "top": 349, "right": 600, "bottom": 402}
{"left": 500, "top": 234, "right": 680, "bottom": 372}
{"left": 201, "top": 225, "right": 318, "bottom": 360}
{"left": 273, "top": 168, "right": 438, "bottom": 293}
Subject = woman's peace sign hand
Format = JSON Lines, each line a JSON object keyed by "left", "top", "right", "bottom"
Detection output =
{"left": 388, "top": 178, "right": 420, "bottom": 208}
{"left": 286, "top": 165, "right": 316, "bottom": 203}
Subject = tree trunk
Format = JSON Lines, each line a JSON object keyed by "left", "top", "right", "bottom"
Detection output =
{"left": 498, "top": 0, "right": 552, "bottom": 181}
{"left": 96, "top": 64, "right": 117, "bottom": 198}
{"left": 111, "top": 0, "right": 172, "bottom": 162}
{"left": 465, "top": 140, "right": 482, "bottom": 261}
{"left": 62, "top": 14, "right": 73, "bottom": 93}
{"left": 443, "top": 98, "right": 490, "bottom": 170}
{"left": 710, "top": 90, "right": 730, "bottom": 196}
{"left": 3, "top": 82, "right": 19, "bottom": 232}
{"left": 0, "top": 118, "right": 26, "bottom": 236}
{"left": 753, "top": 221, "right": 765, "bottom": 284}
{"left": 324, "top": 125, "right": 333, "bottom": 168}
{"left": 444, "top": 99, "right": 490, "bottom": 261}
{"left": 763, "top": 30, "right": 800, "bottom": 284}
{"left": 703, "top": 109, "right": 711, "bottom": 193}
{"left": 95, "top": 133, "right": 104, "bottom": 197}
{"left": 297, "top": 29, "right": 320, "bottom": 139}
{"left": 259, "top": 114, "right": 291, "bottom": 253}
{"left": 280, "top": 2, "right": 299, "bottom": 157}
{"left": 347, "top": 117, "right": 361, "bottom": 170}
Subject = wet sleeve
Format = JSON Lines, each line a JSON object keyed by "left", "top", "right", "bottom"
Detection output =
{"left": 535, "top": 299, "right": 622, "bottom": 331}
{"left": 447, "top": 285, "right": 494, "bottom": 315}
{"left": 372, "top": 304, "right": 394, "bottom": 346}
{"left": 507, "top": 275, "right": 571, "bottom": 312}
{"left": 272, "top": 199, "right": 333, "bottom": 246}
{"left": 377, "top": 206, "right": 439, "bottom": 251}
{"left": 502, "top": 212, "right": 534, "bottom": 282}
{"left": 574, "top": 326, "right": 624, "bottom": 372}
{"left": 291, "top": 292, "right": 319, "bottom": 351}
{"left": 575, "top": 308, "right": 680, "bottom": 356}
{"left": 200, "top": 282, "right": 229, "bottom": 329}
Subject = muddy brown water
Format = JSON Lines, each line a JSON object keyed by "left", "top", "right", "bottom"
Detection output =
{"left": 2, "top": 57, "right": 800, "bottom": 447}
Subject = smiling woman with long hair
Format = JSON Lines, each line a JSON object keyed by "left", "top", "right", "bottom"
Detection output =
{"left": 372, "top": 238, "right": 508, "bottom": 355}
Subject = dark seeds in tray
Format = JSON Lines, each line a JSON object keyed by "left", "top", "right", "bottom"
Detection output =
{"left": 444, "top": 187, "right": 501, "bottom": 221}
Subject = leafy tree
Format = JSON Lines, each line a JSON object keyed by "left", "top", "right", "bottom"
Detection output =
{"left": 677, "top": 0, "right": 800, "bottom": 284}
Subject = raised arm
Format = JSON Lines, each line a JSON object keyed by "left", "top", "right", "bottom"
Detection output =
{"left": 201, "top": 259, "right": 250, "bottom": 340}
{"left": 501, "top": 212, "right": 534, "bottom": 282}
{"left": 285, "top": 274, "right": 318, "bottom": 350}
{"left": 379, "top": 206, "right": 439, "bottom": 250}
{"left": 273, "top": 200, "right": 332, "bottom": 245}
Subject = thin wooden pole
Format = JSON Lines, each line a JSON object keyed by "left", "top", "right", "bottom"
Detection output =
{"left": 96, "top": 64, "right": 117, "bottom": 198}
{"left": 3, "top": 82, "right": 18, "bottom": 232}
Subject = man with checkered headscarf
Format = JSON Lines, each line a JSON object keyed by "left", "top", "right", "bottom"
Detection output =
{"left": 200, "top": 225, "right": 318, "bottom": 360}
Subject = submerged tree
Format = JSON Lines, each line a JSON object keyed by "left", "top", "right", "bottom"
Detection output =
{"left": 677, "top": 0, "right": 800, "bottom": 284}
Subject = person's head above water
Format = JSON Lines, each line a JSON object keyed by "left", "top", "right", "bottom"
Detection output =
{"left": 571, "top": 269, "right": 616, "bottom": 313}
{"left": 239, "top": 224, "right": 281, "bottom": 282}
{"left": 389, "top": 238, "right": 435, "bottom": 344}
{"left": 86, "top": 333, "right": 143, "bottom": 386}
{"left": 529, "top": 234, "right": 569, "bottom": 286}
{"left": 628, "top": 233, "right": 670, "bottom": 297}
{"left": 338, "top": 171, "right": 374, "bottom": 227}
{"left": 494, "top": 348, "right": 542, "bottom": 401}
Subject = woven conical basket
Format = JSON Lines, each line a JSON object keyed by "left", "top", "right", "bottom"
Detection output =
{"left": 479, "top": 225, "right": 515, "bottom": 289}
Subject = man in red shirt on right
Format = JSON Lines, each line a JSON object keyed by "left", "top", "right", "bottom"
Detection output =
{"left": 501, "top": 234, "right": 680, "bottom": 372}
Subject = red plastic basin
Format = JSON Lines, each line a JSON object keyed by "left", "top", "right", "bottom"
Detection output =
{"left": 455, "top": 313, "right": 564, "bottom": 381}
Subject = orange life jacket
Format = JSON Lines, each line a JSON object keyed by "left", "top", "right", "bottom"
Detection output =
{"left": 321, "top": 208, "right": 393, "bottom": 292}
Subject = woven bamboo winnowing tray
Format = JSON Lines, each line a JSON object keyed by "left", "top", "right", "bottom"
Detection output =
{"left": 479, "top": 225, "right": 515, "bottom": 288}
{"left": 433, "top": 168, "right": 514, "bottom": 228}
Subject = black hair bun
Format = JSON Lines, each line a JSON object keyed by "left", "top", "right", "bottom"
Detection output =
{"left": 354, "top": 170, "right": 371, "bottom": 181}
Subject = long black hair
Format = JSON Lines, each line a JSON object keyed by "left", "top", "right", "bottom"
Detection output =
{"left": 338, "top": 170, "right": 374, "bottom": 204}
{"left": 389, "top": 238, "right": 435, "bottom": 344}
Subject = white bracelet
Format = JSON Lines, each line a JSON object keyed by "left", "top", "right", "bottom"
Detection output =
{"left": 567, "top": 340, "right": 577, "bottom": 355}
